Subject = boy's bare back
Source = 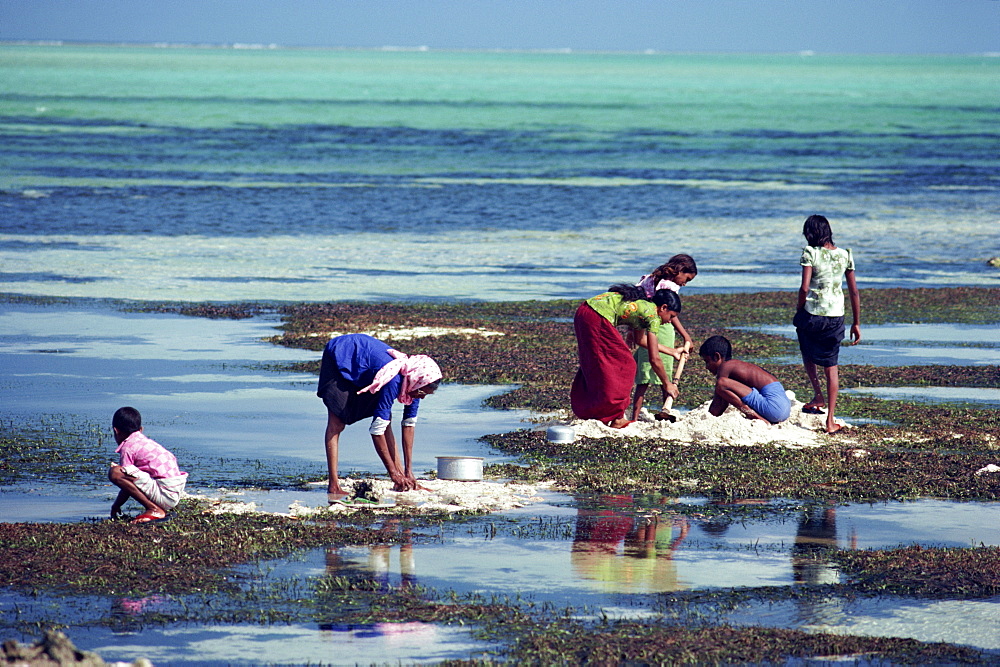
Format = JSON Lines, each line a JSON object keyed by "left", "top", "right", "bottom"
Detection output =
{"left": 716, "top": 359, "right": 778, "bottom": 390}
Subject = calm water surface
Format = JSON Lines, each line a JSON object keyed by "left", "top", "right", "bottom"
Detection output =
{"left": 2, "top": 301, "right": 999, "bottom": 662}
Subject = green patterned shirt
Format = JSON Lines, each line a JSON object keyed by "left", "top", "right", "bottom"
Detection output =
{"left": 585, "top": 291, "right": 660, "bottom": 333}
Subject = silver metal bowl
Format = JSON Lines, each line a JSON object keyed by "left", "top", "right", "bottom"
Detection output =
{"left": 546, "top": 425, "right": 576, "bottom": 443}
{"left": 436, "top": 456, "right": 484, "bottom": 481}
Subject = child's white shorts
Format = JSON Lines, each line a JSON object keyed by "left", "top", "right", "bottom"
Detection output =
{"left": 123, "top": 465, "right": 187, "bottom": 510}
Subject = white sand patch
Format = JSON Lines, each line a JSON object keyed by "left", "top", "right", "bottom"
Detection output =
{"left": 186, "top": 488, "right": 273, "bottom": 516}
{"left": 568, "top": 392, "right": 851, "bottom": 449}
{"left": 195, "top": 478, "right": 551, "bottom": 518}
{"left": 295, "top": 478, "right": 550, "bottom": 516}
{"left": 199, "top": 499, "right": 262, "bottom": 515}
{"left": 306, "top": 326, "right": 505, "bottom": 341}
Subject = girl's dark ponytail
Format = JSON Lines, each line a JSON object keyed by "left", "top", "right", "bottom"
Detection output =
{"left": 607, "top": 283, "right": 646, "bottom": 302}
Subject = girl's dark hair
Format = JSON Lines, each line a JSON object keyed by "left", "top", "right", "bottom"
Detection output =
{"left": 419, "top": 379, "right": 441, "bottom": 393}
{"left": 803, "top": 215, "right": 833, "bottom": 247}
{"left": 651, "top": 254, "right": 698, "bottom": 283}
{"left": 112, "top": 406, "right": 142, "bottom": 436}
{"left": 608, "top": 283, "right": 647, "bottom": 302}
{"left": 699, "top": 335, "right": 732, "bottom": 361}
{"left": 651, "top": 289, "right": 681, "bottom": 313}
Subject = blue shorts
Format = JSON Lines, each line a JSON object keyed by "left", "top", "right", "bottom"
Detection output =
{"left": 742, "top": 381, "right": 791, "bottom": 424}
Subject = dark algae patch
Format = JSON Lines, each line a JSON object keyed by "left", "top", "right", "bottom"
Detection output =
{"left": 482, "top": 622, "right": 992, "bottom": 666}
{"left": 3, "top": 287, "right": 1000, "bottom": 664}
{"left": 0, "top": 504, "right": 400, "bottom": 597}
{"left": 482, "top": 430, "right": 1000, "bottom": 501}
{"left": 833, "top": 545, "right": 1000, "bottom": 599}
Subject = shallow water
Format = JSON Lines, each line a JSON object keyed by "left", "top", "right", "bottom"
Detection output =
{"left": 845, "top": 386, "right": 1000, "bottom": 407}
{"left": 755, "top": 323, "right": 1000, "bottom": 367}
{"left": 3, "top": 300, "right": 1000, "bottom": 661}
{"left": 308, "top": 498, "right": 1000, "bottom": 603}
{"left": 727, "top": 596, "right": 1000, "bottom": 651}
{"left": 85, "top": 622, "right": 495, "bottom": 666}
{"left": 11, "top": 496, "right": 998, "bottom": 661}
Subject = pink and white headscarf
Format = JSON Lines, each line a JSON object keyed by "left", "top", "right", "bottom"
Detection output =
{"left": 637, "top": 275, "right": 682, "bottom": 298}
{"left": 356, "top": 348, "right": 443, "bottom": 405}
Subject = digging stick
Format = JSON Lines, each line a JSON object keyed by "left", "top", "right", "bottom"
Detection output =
{"left": 656, "top": 341, "right": 690, "bottom": 422}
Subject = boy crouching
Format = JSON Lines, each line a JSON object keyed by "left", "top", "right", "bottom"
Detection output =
{"left": 700, "top": 335, "right": 791, "bottom": 425}
{"left": 109, "top": 406, "right": 187, "bottom": 524}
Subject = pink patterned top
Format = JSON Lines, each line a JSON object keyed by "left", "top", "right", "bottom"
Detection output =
{"left": 116, "top": 431, "right": 185, "bottom": 479}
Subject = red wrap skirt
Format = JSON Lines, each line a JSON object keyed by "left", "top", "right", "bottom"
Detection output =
{"left": 570, "top": 302, "right": 636, "bottom": 424}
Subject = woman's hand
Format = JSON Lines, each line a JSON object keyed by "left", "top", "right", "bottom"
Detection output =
{"left": 405, "top": 472, "right": 432, "bottom": 493}
{"left": 391, "top": 472, "right": 431, "bottom": 493}
{"left": 390, "top": 470, "right": 415, "bottom": 492}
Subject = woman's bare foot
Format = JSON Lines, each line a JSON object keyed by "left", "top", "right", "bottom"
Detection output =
{"left": 825, "top": 424, "right": 845, "bottom": 435}
{"left": 607, "top": 417, "right": 634, "bottom": 429}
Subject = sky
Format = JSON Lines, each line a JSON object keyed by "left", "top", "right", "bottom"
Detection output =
{"left": 0, "top": 0, "right": 998, "bottom": 54}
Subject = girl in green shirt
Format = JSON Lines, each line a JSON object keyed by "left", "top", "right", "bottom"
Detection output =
{"left": 571, "top": 284, "right": 681, "bottom": 428}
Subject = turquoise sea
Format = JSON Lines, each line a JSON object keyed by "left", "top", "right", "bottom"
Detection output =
{"left": 1, "top": 44, "right": 998, "bottom": 302}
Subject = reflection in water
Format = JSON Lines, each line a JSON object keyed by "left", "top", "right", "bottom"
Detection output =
{"left": 792, "top": 505, "right": 841, "bottom": 586}
{"left": 569, "top": 495, "right": 862, "bottom": 615}
{"left": 571, "top": 495, "right": 689, "bottom": 594}
{"left": 697, "top": 498, "right": 770, "bottom": 538}
{"left": 317, "top": 520, "right": 433, "bottom": 648}
{"left": 791, "top": 505, "right": 847, "bottom": 626}
{"left": 109, "top": 594, "right": 171, "bottom": 634}
{"left": 323, "top": 522, "right": 418, "bottom": 592}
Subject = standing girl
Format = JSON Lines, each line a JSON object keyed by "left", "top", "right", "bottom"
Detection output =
{"left": 793, "top": 215, "right": 861, "bottom": 434}
{"left": 571, "top": 284, "right": 681, "bottom": 428}
{"left": 631, "top": 254, "right": 697, "bottom": 421}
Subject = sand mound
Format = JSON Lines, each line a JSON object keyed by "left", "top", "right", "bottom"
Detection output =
{"left": 198, "top": 478, "right": 551, "bottom": 518}
{"left": 569, "top": 392, "right": 849, "bottom": 449}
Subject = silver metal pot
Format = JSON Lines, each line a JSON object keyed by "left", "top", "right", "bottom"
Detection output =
{"left": 436, "top": 456, "right": 484, "bottom": 481}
